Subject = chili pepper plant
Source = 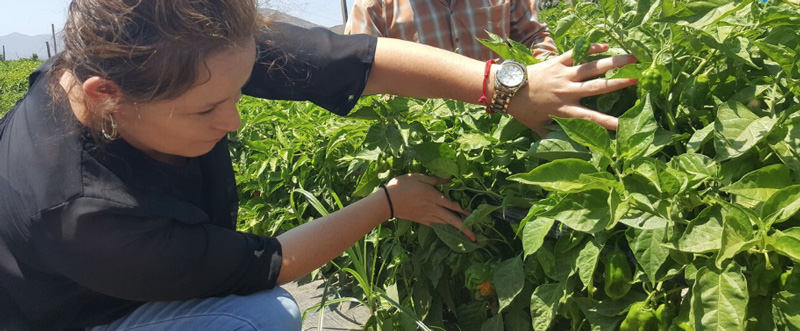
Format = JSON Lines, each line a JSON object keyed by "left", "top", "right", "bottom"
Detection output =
{"left": 233, "top": 0, "right": 800, "bottom": 329}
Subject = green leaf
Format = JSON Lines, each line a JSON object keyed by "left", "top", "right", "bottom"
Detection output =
{"left": 493, "top": 256, "right": 525, "bottom": 313}
{"left": 761, "top": 185, "right": 800, "bottom": 225}
{"left": 530, "top": 283, "right": 564, "bottom": 331}
{"left": 598, "top": 0, "right": 617, "bottom": 18}
{"left": 480, "top": 314, "right": 504, "bottom": 331}
{"left": 542, "top": 190, "right": 612, "bottom": 233}
{"left": 476, "top": 30, "right": 514, "bottom": 60}
{"left": 745, "top": 296, "right": 775, "bottom": 331}
{"left": 411, "top": 142, "right": 459, "bottom": 178}
{"left": 492, "top": 116, "right": 529, "bottom": 141}
{"left": 432, "top": 224, "right": 480, "bottom": 253}
{"left": 659, "top": 0, "right": 747, "bottom": 30}
{"left": 769, "top": 118, "right": 800, "bottom": 175}
{"left": 716, "top": 203, "right": 757, "bottom": 268}
{"left": 676, "top": 205, "right": 724, "bottom": 253}
{"left": 571, "top": 35, "right": 592, "bottom": 65}
{"left": 619, "top": 209, "right": 670, "bottom": 230}
{"left": 720, "top": 164, "right": 789, "bottom": 204}
{"left": 691, "top": 263, "right": 748, "bottom": 331}
{"left": 576, "top": 239, "right": 602, "bottom": 291}
{"left": 617, "top": 94, "right": 658, "bottom": 161}
{"left": 456, "top": 133, "right": 494, "bottom": 151}
{"left": 627, "top": 227, "right": 670, "bottom": 284}
{"left": 632, "top": 158, "right": 687, "bottom": 196}
{"left": 670, "top": 153, "right": 718, "bottom": 186}
{"left": 713, "top": 102, "right": 777, "bottom": 161}
{"left": 554, "top": 233, "right": 584, "bottom": 279}
{"left": 754, "top": 41, "right": 798, "bottom": 79}
{"left": 462, "top": 204, "right": 500, "bottom": 228}
{"left": 643, "top": 128, "right": 676, "bottom": 158}
{"left": 536, "top": 242, "right": 558, "bottom": 280}
{"left": 507, "top": 39, "right": 539, "bottom": 65}
{"left": 687, "top": 123, "right": 714, "bottom": 152}
{"left": 771, "top": 228, "right": 800, "bottom": 263}
{"left": 773, "top": 290, "right": 800, "bottom": 329}
{"left": 529, "top": 131, "right": 591, "bottom": 161}
{"left": 553, "top": 14, "right": 578, "bottom": 40}
{"left": 522, "top": 218, "right": 556, "bottom": 258}
{"left": 508, "top": 159, "right": 600, "bottom": 193}
{"left": 552, "top": 116, "right": 613, "bottom": 159}
{"left": 629, "top": 0, "right": 658, "bottom": 28}
{"left": 572, "top": 299, "right": 628, "bottom": 331}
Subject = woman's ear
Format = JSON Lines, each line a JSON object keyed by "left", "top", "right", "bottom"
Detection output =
{"left": 82, "top": 77, "right": 122, "bottom": 101}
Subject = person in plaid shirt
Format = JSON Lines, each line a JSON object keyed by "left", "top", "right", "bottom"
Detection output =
{"left": 344, "top": 0, "right": 558, "bottom": 60}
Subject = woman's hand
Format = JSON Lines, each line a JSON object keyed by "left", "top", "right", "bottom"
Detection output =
{"left": 384, "top": 174, "right": 475, "bottom": 241}
{"left": 508, "top": 43, "right": 639, "bottom": 137}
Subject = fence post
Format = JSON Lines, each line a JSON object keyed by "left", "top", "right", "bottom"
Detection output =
{"left": 2, "top": 45, "right": 5, "bottom": 61}
{"left": 341, "top": 0, "right": 348, "bottom": 25}
{"left": 46, "top": 42, "right": 52, "bottom": 58}
{"left": 52, "top": 24, "right": 58, "bottom": 54}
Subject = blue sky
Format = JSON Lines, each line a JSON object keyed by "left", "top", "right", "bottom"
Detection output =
{"left": 0, "top": 0, "right": 355, "bottom": 36}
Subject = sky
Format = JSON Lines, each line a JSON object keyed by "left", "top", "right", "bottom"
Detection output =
{"left": 0, "top": 0, "right": 355, "bottom": 36}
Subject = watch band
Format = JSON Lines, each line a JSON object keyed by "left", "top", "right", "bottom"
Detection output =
{"left": 488, "top": 60, "right": 527, "bottom": 115}
{"left": 488, "top": 84, "right": 518, "bottom": 115}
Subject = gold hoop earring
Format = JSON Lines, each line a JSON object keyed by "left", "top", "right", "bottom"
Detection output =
{"left": 101, "top": 113, "right": 118, "bottom": 140}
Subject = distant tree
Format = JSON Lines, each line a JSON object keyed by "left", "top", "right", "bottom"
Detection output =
{"left": 31, "top": 53, "right": 39, "bottom": 61}
{"left": 0, "top": 54, "right": 4, "bottom": 61}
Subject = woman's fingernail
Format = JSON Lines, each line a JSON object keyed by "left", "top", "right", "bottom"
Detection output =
{"left": 628, "top": 78, "right": 639, "bottom": 83}
{"left": 628, "top": 55, "right": 638, "bottom": 63}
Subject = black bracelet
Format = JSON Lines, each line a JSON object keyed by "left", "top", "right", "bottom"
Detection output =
{"left": 379, "top": 184, "right": 394, "bottom": 219}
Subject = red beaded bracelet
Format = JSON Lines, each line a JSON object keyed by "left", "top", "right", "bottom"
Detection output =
{"left": 477, "top": 59, "right": 496, "bottom": 114}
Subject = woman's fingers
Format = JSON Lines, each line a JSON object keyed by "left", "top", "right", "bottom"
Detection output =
{"left": 415, "top": 174, "right": 452, "bottom": 186}
{"left": 557, "top": 105, "right": 620, "bottom": 130}
{"left": 571, "top": 77, "right": 639, "bottom": 96}
{"left": 574, "top": 55, "right": 638, "bottom": 81}
{"left": 437, "top": 194, "right": 470, "bottom": 216}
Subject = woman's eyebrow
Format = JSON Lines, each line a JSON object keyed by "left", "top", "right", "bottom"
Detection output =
{"left": 198, "top": 73, "right": 253, "bottom": 109}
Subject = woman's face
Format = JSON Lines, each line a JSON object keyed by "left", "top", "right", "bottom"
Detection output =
{"left": 114, "top": 38, "right": 257, "bottom": 164}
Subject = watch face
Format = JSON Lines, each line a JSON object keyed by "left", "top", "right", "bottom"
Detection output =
{"left": 498, "top": 63, "right": 526, "bottom": 87}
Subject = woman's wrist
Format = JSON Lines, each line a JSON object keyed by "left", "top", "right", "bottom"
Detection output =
{"left": 379, "top": 184, "right": 394, "bottom": 219}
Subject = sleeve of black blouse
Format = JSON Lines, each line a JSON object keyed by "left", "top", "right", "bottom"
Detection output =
{"left": 242, "top": 22, "right": 378, "bottom": 116}
{"left": 30, "top": 197, "right": 283, "bottom": 302}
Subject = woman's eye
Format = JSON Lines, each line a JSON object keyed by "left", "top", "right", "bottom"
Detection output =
{"left": 198, "top": 107, "right": 215, "bottom": 116}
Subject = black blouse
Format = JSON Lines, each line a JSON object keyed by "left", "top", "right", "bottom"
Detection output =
{"left": 0, "top": 23, "right": 377, "bottom": 331}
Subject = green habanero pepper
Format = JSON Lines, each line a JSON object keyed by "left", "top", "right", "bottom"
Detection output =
{"left": 604, "top": 247, "right": 632, "bottom": 300}
{"left": 620, "top": 301, "right": 658, "bottom": 331}
{"left": 641, "top": 66, "right": 662, "bottom": 92}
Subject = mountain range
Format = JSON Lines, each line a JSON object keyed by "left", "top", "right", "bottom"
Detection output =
{"left": 0, "top": 8, "right": 343, "bottom": 61}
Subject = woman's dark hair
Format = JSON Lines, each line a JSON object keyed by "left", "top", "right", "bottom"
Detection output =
{"left": 52, "top": 0, "right": 263, "bottom": 130}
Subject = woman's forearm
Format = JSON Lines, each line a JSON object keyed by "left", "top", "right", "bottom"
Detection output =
{"left": 275, "top": 191, "right": 390, "bottom": 284}
{"left": 363, "top": 37, "right": 487, "bottom": 103}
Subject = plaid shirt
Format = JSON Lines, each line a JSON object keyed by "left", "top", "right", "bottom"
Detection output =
{"left": 344, "top": 0, "right": 557, "bottom": 60}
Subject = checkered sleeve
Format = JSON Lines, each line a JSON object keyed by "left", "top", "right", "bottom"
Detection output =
{"left": 345, "top": 0, "right": 387, "bottom": 36}
{"left": 510, "top": 0, "right": 558, "bottom": 58}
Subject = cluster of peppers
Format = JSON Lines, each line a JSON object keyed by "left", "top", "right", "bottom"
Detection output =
{"left": 604, "top": 243, "right": 680, "bottom": 330}
{"left": 619, "top": 300, "right": 679, "bottom": 331}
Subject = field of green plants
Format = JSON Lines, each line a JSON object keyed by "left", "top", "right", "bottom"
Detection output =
{"left": 2, "top": 0, "right": 799, "bottom": 330}
{"left": 0, "top": 59, "right": 40, "bottom": 116}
